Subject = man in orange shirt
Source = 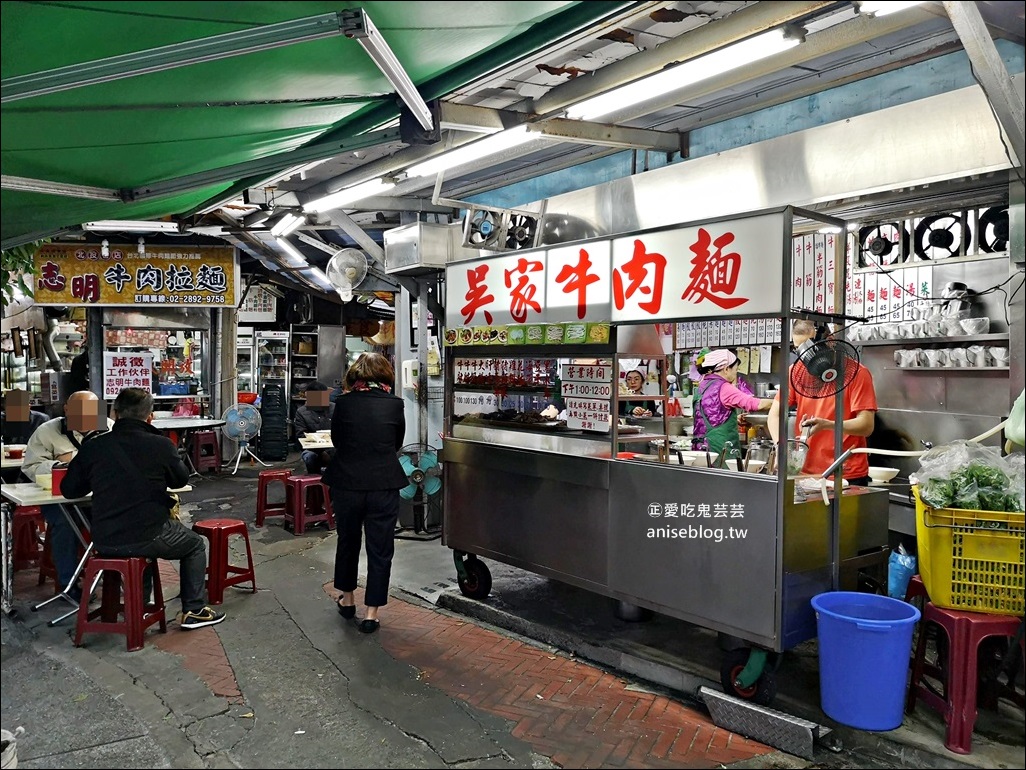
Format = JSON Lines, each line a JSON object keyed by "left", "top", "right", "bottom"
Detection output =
{"left": 768, "top": 320, "right": 878, "bottom": 485}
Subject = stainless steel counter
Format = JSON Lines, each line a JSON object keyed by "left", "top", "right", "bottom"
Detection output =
{"left": 443, "top": 437, "right": 889, "bottom": 651}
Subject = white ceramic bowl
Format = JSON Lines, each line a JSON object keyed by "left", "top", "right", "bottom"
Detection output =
{"left": 677, "top": 450, "right": 712, "bottom": 467}
{"left": 868, "top": 466, "right": 900, "bottom": 483}
{"left": 959, "top": 317, "right": 989, "bottom": 335}
{"left": 744, "top": 460, "right": 767, "bottom": 474}
{"left": 153, "top": 410, "right": 173, "bottom": 418}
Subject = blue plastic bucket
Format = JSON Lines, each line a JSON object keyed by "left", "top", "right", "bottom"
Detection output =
{"left": 811, "top": 591, "right": 921, "bottom": 731}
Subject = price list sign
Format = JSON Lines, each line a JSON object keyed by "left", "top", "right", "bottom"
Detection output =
{"left": 561, "top": 362, "right": 612, "bottom": 432}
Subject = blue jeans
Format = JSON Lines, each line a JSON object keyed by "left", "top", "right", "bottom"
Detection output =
{"left": 41, "top": 504, "right": 80, "bottom": 591}
{"left": 302, "top": 449, "right": 333, "bottom": 474}
{"left": 96, "top": 519, "right": 209, "bottom": 614}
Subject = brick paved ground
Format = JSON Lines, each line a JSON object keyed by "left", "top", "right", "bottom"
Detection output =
{"left": 327, "top": 584, "right": 774, "bottom": 769}
{"left": 13, "top": 555, "right": 773, "bottom": 768}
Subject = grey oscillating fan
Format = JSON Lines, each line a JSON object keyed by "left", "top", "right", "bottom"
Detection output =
{"left": 325, "top": 248, "right": 369, "bottom": 302}
{"left": 221, "top": 403, "right": 268, "bottom": 475}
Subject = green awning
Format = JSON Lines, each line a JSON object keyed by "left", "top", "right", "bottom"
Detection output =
{"left": 1, "top": 1, "right": 633, "bottom": 245}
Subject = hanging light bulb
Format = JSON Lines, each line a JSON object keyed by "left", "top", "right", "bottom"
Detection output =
{"left": 137, "top": 237, "right": 146, "bottom": 255}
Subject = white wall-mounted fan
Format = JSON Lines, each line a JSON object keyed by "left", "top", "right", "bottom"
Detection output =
{"left": 326, "top": 248, "right": 369, "bottom": 302}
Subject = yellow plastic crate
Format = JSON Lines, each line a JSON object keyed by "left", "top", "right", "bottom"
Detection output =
{"left": 913, "top": 486, "right": 1025, "bottom": 615}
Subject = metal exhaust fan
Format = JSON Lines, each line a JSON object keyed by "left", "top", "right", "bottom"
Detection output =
{"left": 857, "top": 223, "right": 908, "bottom": 267}
{"left": 913, "top": 212, "right": 969, "bottom": 260}
{"left": 325, "top": 248, "right": 369, "bottom": 302}
{"left": 462, "top": 208, "right": 505, "bottom": 250}
{"left": 396, "top": 443, "right": 442, "bottom": 541}
{"left": 977, "top": 206, "right": 1009, "bottom": 253}
{"left": 790, "top": 336, "right": 860, "bottom": 399}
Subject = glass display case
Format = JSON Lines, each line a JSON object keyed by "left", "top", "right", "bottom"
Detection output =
{"left": 236, "top": 326, "right": 254, "bottom": 393}
{"left": 448, "top": 344, "right": 669, "bottom": 462}
{"left": 255, "top": 330, "right": 289, "bottom": 396}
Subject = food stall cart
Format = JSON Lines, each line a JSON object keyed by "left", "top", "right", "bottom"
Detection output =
{"left": 441, "top": 206, "right": 890, "bottom": 703}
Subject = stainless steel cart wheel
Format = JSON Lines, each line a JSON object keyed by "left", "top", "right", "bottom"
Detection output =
{"left": 720, "top": 648, "right": 777, "bottom": 706}
{"left": 457, "top": 557, "right": 492, "bottom": 600}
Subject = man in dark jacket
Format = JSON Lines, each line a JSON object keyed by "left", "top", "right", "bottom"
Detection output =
{"left": 62, "top": 387, "right": 226, "bottom": 630}
{"left": 294, "top": 381, "right": 335, "bottom": 474}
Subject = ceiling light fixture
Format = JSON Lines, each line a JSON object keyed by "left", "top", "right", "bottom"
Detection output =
{"left": 269, "top": 212, "right": 304, "bottom": 237}
{"left": 340, "top": 8, "right": 433, "bottom": 132}
{"left": 83, "top": 219, "right": 181, "bottom": 233}
{"left": 302, "top": 178, "right": 395, "bottom": 214}
{"left": 274, "top": 237, "right": 309, "bottom": 268}
{"left": 242, "top": 209, "right": 274, "bottom": 228}
{"left": 137, "top": 237, "right": 146, "bottom": 255}
{"left": 404, "top": 126, "right": 538, "bottom": 178}
{"left": 856, "top": 1, "right": 925, "bottom": 17}
{"left": 565, "top": 28, "right": 803, "bottom": 121}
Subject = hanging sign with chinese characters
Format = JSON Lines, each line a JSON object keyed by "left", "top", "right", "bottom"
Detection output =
{"left": 610, "top": 213, "right": 785, "bottom": 321}
{"left": 445, "top": 210, "right": 786, "bottom": 328}
{"left": 32, "top": 244, "right": 238, "bottom": 307}
{"left": 103, "top": 351, "right": 154, "bottom": 399}
{"left": 561, "top": 362, "right": 612, "bottom": 432}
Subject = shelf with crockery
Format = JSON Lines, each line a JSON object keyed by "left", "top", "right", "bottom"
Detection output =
{"left": 857, "top": 332, "right": 1008, "bottom": 347}
{"left": 886, "top": 366, "right": 1009, "bottom": 372}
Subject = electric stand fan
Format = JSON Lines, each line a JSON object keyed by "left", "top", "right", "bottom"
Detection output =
{"left": 396, "top": 443, "right": 442, "bottom": 541}
{"left": 222, "top": 403, "right": 269, "bottom": 475}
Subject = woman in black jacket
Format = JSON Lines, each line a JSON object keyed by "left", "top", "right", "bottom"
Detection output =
{"left": 321, "top": 353, "right": 407, "bottom": 633}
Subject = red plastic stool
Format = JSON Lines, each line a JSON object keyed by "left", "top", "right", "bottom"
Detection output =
{"left": 256, "top": 469, "right": 292, "bottom": 526}
{"left": 74, "top": 556, "right": 167, "bottom": 652}
{"left": 12, "top": 506, "right": 44, "bottom": 571}
{"left": 192, "top": 518, "right": 257, "bottom": 605}
{"left": 190, "top": 430, "right": 221, "bottom": 474}
{"left": 284, "top": 475, "right": 336, "bottom": 535}
{"left": 906, "top": 602, "right": 1025, "bottom": 754}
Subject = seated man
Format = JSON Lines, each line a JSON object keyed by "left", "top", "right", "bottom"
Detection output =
{"left": 294, "top": 381, "right": 335, "bottom": 474}
{"left": 62, "top": 387, "right": 225, "bottom": 630}
{"left": 22, "top": 390, "right": 112, "bottom": 599}
{"left": 1, "top": 388, "right": 48, "bottom": 483}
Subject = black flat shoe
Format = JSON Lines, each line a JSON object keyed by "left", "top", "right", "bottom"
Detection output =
{"left": 359, "top": 619, "right": 379, "bottom": 634}
{"left": 337, "top": 601, "right": 356, "bottom": 619}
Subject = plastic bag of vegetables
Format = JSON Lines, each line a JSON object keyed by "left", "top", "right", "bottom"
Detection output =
{"left": 915, "top": 440, "right": 1024, "bottom": 513}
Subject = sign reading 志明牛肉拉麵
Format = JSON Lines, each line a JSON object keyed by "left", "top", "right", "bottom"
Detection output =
{"left": 32, "top": 244, "right": 238, "bottom": 307}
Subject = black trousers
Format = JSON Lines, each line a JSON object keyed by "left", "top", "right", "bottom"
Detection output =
{"left": 330, "top": 488, "right": 400, "bottom": 607}
{"left": 97, "top": 519, "right": 209, "bottom": 614}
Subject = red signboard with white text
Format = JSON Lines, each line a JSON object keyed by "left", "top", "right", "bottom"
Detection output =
{"left": 445, "top": 210, "right": 787, "bottom": 328}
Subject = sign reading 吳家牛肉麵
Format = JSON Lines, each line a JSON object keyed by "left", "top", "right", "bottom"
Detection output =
{"left": 32, "top": 244, "right": 238, "bottom": 307}
{"left": 445, "top": 210, "right": 787, "bottom": 329}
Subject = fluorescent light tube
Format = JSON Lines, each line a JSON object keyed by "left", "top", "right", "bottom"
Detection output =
{"left": 83, "top": 220, "right": 181, "bottom": 233}
{"left": 857, "top": 1, "right": 924, "bottom": 16}
{"left": 405, "top": 126, "right": 537, "bottom": 178}
{"left": 269, "top": 212, "right": 303, "bottom": 237}
{"left": 341, "top": 9, "right": 433, "bottom": 132}
{"left": 565, "top": 29, "right": 801, "bottom": 121}
{"left": 274, "top": 237, "right": 308, "bottom": 267}
{"left": 302, "top": 178, "right": 395, "bottom": 213}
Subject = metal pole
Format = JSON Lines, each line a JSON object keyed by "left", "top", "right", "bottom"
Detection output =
{"left": 417, "top": 279, "right": 430, "bottom": 449}
{"left": 86, "top": 308, "right": 104, "bottom": 399}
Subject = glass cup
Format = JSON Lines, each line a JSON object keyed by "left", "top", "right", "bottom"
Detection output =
{"left": 923, "top": 349, "right": 948, "bottom": 368}
{"left": 949, "top": 347, "right": 968, "bottom": 367}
